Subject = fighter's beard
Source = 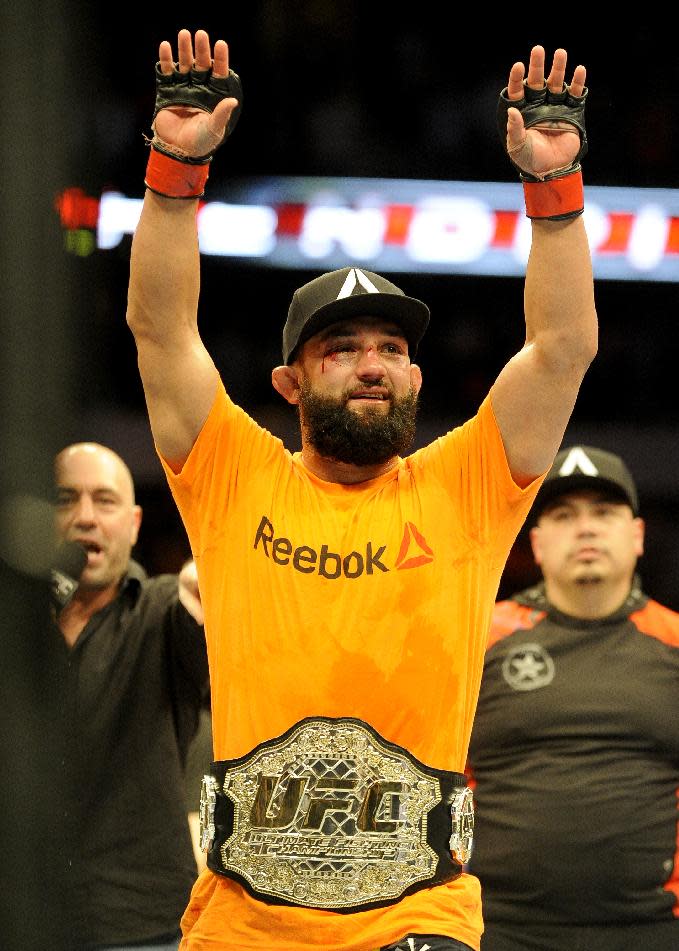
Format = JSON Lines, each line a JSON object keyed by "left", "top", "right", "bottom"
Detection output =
{"left": 298, "top": 381, "right": 419, "bottom": 466}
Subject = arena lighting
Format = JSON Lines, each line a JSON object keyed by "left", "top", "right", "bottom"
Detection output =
{"left": 56, "top": 178, "right": 679, "bottom": 281}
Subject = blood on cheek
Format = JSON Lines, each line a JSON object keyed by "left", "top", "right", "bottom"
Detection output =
{"left": 321, "top": 347, "right": 379, "bottom": 373}
{"left": 321, "top": 351, "right": 346, "bottom": 373}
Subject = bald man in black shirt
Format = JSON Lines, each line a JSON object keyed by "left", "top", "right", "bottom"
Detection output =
{"left": 53, "top": 442, "right": 208, "bottom": 951}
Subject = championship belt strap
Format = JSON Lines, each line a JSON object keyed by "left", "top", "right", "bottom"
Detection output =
{"left": 199, "top": 717, "right": 473, "bottom": 912}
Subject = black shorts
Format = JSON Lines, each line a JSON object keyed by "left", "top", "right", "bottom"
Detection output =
{"left": 380, "top": 936, "right": 474, "bottom": 951}
{"left": 480, "top": 919, "right": 679, "bottom": 951}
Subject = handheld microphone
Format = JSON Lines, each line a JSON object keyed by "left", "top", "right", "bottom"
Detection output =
{"left": 50, "top": 541, "right": 88, "bottom": 611}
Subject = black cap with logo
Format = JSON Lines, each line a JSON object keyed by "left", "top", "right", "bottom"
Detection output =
{"left": 531, "top": 445, "right": 639, "bottom": 521}
{"left": 282, "top": 267, "right": 431, "bottom": 364}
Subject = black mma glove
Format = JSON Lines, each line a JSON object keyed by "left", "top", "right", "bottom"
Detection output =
{"left": 497, "top": 80, "right": 588, "bottom": 219}
{"left": 145, "top": 62, "right": 243, "bottom": 198}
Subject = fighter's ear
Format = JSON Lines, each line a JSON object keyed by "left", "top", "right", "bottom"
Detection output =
{"left": 272, "top": 365, "right": 301, "bottom": 405}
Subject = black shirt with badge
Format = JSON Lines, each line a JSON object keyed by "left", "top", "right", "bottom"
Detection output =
{"left": 467, "top": 580, "right": 679, "bottom": 928}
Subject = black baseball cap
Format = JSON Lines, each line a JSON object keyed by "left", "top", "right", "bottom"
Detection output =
{"left": 282, "top": 267, "right": 430, "bottom": 364}
{"left": 531, "top": 446, "right": 639, "bottom": 521}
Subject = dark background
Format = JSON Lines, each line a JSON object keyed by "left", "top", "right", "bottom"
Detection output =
{"left": 64, "top": 11, "right": 679, "bottom": 607}
{"left": 1, "top": 8, "right": 678, "bottom": 948}
{"left": 8, "top": 8, "right": 679, "bottom": 597}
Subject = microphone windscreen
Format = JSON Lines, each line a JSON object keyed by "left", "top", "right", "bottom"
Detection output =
{"left": 50, "top": 541, "right": 88, "bottom": 610}
{"left": 53, "top": 541, "right": 88, "bottom": 579}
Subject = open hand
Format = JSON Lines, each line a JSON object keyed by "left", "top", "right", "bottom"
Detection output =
{"left": 505, "top": 46, "right": 586, "bottom": 179}
{"left": 153, "top": 29, "right": 239, "bottom": 159}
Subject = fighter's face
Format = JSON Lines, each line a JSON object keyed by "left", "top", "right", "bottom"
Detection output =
{"left": 294, "top": 317, "right": 422, "bottom": 465}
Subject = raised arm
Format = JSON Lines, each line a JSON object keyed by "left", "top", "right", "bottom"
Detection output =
{"left": 126, "top": 29, "right": 242, "bottom": 469}
{"left": 490, "top": 46, "right": 598, "bottom": 485}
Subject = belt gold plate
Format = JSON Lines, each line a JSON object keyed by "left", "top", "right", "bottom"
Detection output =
{"left": 207, "top": 719, "right": 442, "bottom": 909}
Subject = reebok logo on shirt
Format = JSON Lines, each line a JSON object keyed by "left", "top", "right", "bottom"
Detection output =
{"left": 253, "top": 515, "right": 433, "bottom": 578}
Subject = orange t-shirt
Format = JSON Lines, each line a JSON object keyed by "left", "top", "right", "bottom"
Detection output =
{"left": 159, "top": 381, "right": 544, "bottom": 951}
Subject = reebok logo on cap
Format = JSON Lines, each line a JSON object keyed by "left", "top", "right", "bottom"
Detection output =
{"left": 557, "top": 447, "right": 600, "bottom": 477}
{"left": 336, "top": 268, "right": 382, "bottom": 299}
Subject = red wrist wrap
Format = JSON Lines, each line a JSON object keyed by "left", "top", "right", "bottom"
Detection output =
{"left": 523, "top": 169, "right": 584, "bottom": 221}
{"left": 144, "top": 148, "right": 210, "bottom": 199}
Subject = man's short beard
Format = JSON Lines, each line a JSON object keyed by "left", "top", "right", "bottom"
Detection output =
{"left": 298, "top": 381, "right": 419, "bottom": 466}
{"left": 574, "top": 570, "right": 604, "bottom": 586}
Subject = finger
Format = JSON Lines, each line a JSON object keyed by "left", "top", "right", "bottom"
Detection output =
{"left": 177, "top": 28, "right": 193, "bottom": 74}
{"left": 158, "top": 40, "right": 174, "bottom": 75}
{"left": 506, "top": 61, "right": 526, "bottom": 101}
{"left": 568, "top": 63, "right": 587, "bottom": 98}
{"left": 209, "top": 98, "right": 239, "bottom": 139}
{"left": 525, "top": 45, "right": 546, "bottom": 90}
{"left": 212, "top": 39, "right": 229, "bottom": 78}
{"left": 545, "top": 48, "right": 567, "bottom": 93}
{"left": 506, "top": 106, "right": 527, "bottom": 152}
{"left": 194, "top": 29, "right": 212, "bottom": 71}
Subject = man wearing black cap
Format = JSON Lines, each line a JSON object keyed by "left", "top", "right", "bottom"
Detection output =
{"left": 467, "top": 446, "right": 679, "bottom": 951}
{"left": 126, "top": 27, "right": 597, "bottom": 951}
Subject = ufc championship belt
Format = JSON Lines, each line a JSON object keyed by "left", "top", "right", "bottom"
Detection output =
{"left": 199, "top": 717, "right": 473, "bottom": 912}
